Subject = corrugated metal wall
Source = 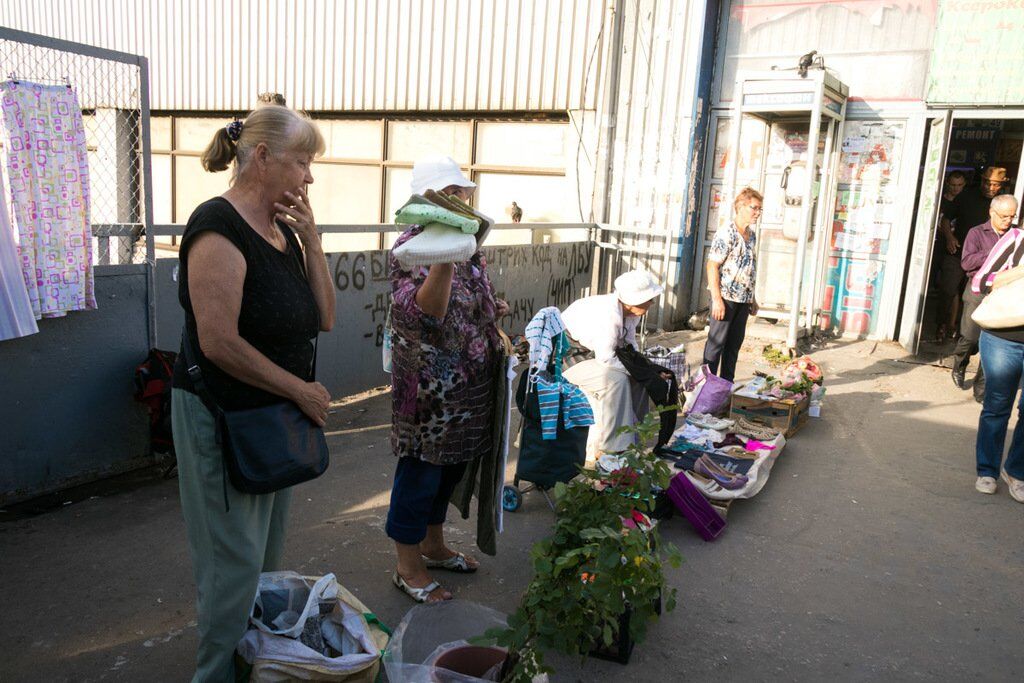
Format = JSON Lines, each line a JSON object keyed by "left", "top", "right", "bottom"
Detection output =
{"left": 0, "top": 0, "right": 609, "bottom": 112}
{"left": 596, "top": 0, "right": 705, "bottom": 328}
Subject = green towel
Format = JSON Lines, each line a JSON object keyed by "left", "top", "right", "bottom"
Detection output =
{"left": 395, "top": 200, "right": 480, "bottom": 235}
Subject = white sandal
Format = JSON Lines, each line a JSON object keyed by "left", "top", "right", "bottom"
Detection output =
{"left": 422, "top": 551, "right": 479, "bottom": 573}
{"left": 392, "top": 572, "right": 448, "bottom": 603}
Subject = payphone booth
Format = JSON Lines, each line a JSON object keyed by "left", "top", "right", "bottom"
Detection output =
{"left": 723, "top": 70, "right": 849, "bottom": 350}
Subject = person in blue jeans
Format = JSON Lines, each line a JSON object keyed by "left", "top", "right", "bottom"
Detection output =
{"left": 971, "top": 225, "right": 1024, "bottom": 501}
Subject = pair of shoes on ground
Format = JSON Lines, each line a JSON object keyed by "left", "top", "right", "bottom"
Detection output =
{"left": 683, "top": 470, "right": 745, "bottom": 500}
{"left": 976, "top": 471, "right": 1024, "bottom": 503}
{"left": 693, "top": 454, "right": 748, "bottom": 490}
{"left": 686, "top": 412, "right": 734, "bottom": 431}
{"left": 392, "top": 551, "right": 479, "bottom": 603}
{"left": 733, "top": 416, "right": 781, "bottom": 441}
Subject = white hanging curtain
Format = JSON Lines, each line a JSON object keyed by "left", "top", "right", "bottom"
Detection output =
{"left": 1, "top": 79, "right": 95, "bottom": 320}
{"left": 0, "top": 168, "right": 38, "bottom": 341}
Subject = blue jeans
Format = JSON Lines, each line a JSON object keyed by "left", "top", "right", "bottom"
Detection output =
{"left": 976, "top": 332, "right": 1024, "bottom": 479}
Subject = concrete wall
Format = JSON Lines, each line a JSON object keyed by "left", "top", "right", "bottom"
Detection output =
{"left": 0, "top": 265, "right": 151, "bottom": 505}
{"left": 155, "top": 241, "right": 596, "bottom": 399}
{"left": 2, "top": 241, "right": 593, "bottom": 503}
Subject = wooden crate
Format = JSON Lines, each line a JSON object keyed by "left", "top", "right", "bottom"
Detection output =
{"left": 729, "top": 393, "right": 810, "bottom": 437}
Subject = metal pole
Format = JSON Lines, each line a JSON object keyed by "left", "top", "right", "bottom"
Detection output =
{"left": 805, "top": 114, "right": 836, "bottom": 338}
{"left": 597, "top": 0, "right": 627, "bottom": 225}
{"left": 139, "top": 55, "right": 157, "bottom": 350}
{"left": 786, "top": 87, "right": 823, "bottom": 350}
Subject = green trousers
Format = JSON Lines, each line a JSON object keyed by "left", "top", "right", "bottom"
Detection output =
{"left": 172, "top": 389, "right": 292, "bottom": 683}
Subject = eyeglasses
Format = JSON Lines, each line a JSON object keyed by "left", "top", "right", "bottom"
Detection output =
{"left": 983, "top": 180, "right": 1005, "bottom": 186}
{"left": 746, "top": 205, "right": 763, "bottom": 213}
{"left": 993, "top": 211, "right": 1017, "bottom": 221}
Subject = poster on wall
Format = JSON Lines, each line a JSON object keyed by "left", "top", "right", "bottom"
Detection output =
{"left": 712, "top": 117, "right": 766, "bottom": 180}
{"left": 820, "top": 255, "right": 885, "bottom": 337}
{"left": 839, "top": 121, "right": 904, "bottom": 184}
{"left": 831, "top": 120, "right": 906, "bottom": 261}
{"left": 927, "top": 2, "right": 1024, "bottom": 104}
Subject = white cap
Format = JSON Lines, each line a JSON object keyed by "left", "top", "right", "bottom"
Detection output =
{"left": 410, "top": 155, "right": 477, "bottom": 195}
{"left": 614, "top": 269, "right": 664, "bottom": 306}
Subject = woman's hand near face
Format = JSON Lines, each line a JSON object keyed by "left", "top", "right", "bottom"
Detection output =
{"left": 275, "top": 189, "right": 319, "bottom": 248}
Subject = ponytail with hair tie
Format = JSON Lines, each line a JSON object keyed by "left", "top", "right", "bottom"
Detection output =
{"left": 225, "top": 120, "right": 243, "bottom": 142}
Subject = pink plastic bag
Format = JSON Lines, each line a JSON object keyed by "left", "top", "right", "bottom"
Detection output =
{"left": 687, "top": 365, "right": 733, "bottom": 415}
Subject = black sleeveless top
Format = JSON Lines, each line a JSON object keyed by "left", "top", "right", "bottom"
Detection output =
{"left": 172, "top": 197, "right": 320, "bottom": 410}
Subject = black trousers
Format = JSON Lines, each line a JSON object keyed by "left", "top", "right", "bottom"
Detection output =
{"left": 702, "top": 299, "right": 750, "bottom": 382}
{"left": 953, "top": 290, "right": 983, "bottom": 372}
{"left": 615, "top": 345, "right": 679, "bottom": 449}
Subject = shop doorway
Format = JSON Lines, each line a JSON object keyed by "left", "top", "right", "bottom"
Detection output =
{"left": 898, "top": 113, "right": 1024, "bottom": 356}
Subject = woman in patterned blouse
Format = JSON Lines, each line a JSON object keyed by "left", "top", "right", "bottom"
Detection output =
{"left": 703, "top": 187, "right": 763, "bottom": 382}
{"left": 385, "top": 156, "right": 509, "bottom": 603}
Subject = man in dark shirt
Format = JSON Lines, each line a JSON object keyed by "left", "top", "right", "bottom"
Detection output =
{"left": 951, "top": 194, "right": 1018, "bottom": 400}
{"left": 940, "top": 170, "right": 967, "bottom": 219}
{"left": 930, "top": 171, "right": 967, "bottom": 340}
{"left": 938, "top": 167, "right": 1009, "bottom": 343}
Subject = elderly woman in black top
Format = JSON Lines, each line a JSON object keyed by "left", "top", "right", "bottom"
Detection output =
{"left": 171, "top": 105, "right": 334, "bottom": 682}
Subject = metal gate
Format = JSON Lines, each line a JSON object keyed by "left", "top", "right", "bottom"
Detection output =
{"left": 0, "top": 26, "right": 154, "bottom": 339}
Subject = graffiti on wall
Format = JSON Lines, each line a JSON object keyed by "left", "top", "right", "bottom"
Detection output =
{"left": 327, "top": 241, "right": 594, "bottom": 356}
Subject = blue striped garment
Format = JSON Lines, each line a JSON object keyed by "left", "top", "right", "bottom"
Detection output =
{"left": 536, "top": 377, "right": 596, "bottom": 440}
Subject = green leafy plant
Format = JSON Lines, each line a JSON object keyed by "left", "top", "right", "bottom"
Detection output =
{"left": 479, "top": 411, "right": 683, "bottom": 682}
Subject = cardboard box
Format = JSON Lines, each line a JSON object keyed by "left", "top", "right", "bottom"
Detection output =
{"left": 729, "top": 393, "right": 810, "bottom": 437}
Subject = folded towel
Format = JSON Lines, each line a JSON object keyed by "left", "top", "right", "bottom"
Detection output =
{"left": 392, "top": 222, "right": 478, "bottom": 268}
{"left": 395, "top": 199, "right": 481, "bottom": 234}
{"left": 424, "top": 189, "right": 494, "bottom": 246}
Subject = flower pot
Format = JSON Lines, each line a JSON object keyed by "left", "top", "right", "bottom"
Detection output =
{"left": 431, "top": 645, "right": 508, "bottom": 682}
{"left": 589, "top": 590, "right": 662, "bottom": 665}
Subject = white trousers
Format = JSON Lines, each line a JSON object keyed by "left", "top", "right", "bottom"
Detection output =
{"left": 563, "top": 359, "right": 648, "bottom": 460}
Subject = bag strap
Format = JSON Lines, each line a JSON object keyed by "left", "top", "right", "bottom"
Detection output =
{"left": 180, "top": 326, "right": 232, "bottom": 511}
{"left": 180, "top": 326, "right": 223, "bottom": 419}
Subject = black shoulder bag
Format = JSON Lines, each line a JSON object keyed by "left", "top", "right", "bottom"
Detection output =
{"left": 181, "top": 330, "right": 329, "bottom": 500}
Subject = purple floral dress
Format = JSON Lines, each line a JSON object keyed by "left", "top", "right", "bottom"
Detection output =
{"left": 390, "top": 227, "right": 501, "bottom": 465}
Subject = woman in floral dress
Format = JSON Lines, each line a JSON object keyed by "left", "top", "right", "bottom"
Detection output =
{"left": 385, "top": 156, "right": 508, "bottom": 603}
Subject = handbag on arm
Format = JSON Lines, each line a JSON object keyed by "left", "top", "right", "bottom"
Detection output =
{"left": 180, "top": 328, "right": 329, "bottom": 496}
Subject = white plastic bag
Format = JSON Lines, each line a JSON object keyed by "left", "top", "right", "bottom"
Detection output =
{"left": 237, "top": 572, "right": 385, "bottom": 682}
{"left": 383, "top": 601, "right": 511, "bottom": 683}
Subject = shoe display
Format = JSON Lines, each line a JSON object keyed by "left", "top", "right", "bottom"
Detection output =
{"left": 975, "top": 476, "right": 997, "bottom": 495}
{"left": 951, "top": 366, "right": 967, "bottom": 390}
{"left": 1001, "top": 471, "right": 1024, "bottom": 503}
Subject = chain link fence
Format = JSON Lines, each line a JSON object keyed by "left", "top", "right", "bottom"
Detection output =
{"left": 0, "top": 28, "right": 151, "bottom": 266}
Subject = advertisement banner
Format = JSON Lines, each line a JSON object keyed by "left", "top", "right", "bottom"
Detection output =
{"left": 927, "top": 2, "right": 1024, "bottom": 104}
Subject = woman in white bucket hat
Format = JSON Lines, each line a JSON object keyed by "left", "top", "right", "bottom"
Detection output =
{"left": 561, "top": 269, "right": 666, "bottom": 460}
{"left": 385, "top": 156, "right": 509, "bottom": 604}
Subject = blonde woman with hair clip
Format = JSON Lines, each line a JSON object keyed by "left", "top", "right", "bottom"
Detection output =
{"left": 170, "top": 104, "right": 334, "bottom": 682}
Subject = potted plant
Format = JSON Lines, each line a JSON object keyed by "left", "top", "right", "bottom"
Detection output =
{"left": 479, "top": 412, "right": 682, "bottom": 682}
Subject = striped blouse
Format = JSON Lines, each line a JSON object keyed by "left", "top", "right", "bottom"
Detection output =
{"left": 971, "top": 227, "right": 1024, "bottom": 295}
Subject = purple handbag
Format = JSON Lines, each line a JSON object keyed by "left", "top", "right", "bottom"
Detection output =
{"left": 666, "top": 472, "right": 726, "bottom": 541}
{"left": 687, "top": 364, "right": 733, "bottom": 415}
